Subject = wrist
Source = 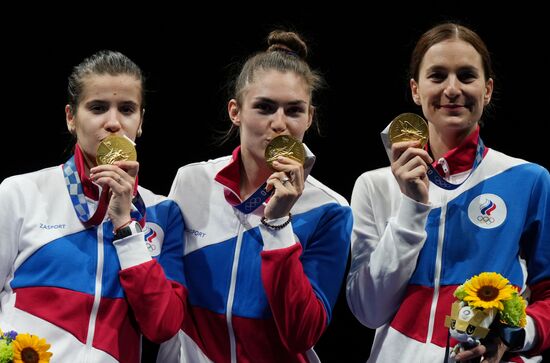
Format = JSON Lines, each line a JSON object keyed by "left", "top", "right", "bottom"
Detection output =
{"left": 261, "top": 213, "right": 292, "bottom": 230}
{"left": 500, "top": 325, "right": 526, "bottom": 352}
{"left": 113, "top": 220, "right": 142, "bottom": 241}
{"left": 113, "top": 219, "right": 133, "bottom": 232}
{"left": 488, "top": 319, "right": 526, "bottom": 352}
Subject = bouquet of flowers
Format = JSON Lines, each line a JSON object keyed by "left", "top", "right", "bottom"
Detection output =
{"left": 0, "top": 328, "right": 52, "bottom": 363}
{"left": 444, "top": 272, "right": 527, "bottom": 358}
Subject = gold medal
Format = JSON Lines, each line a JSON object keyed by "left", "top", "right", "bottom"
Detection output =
{"left": 265, "top": 135, "right": 305, "bottom": 170}
{"left": 96, "top": 135, "right": 137, "bottom": 165}
{"left": 389, "top": 113, "right": 429, "bottom": 148}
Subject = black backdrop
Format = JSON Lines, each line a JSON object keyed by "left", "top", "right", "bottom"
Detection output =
{"left": 3, "top": 5, "right": 549, "bottom": 362}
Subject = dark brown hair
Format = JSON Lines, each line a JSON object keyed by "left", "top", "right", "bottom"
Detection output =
{"left": 409, "top": 23, "right": 494, "bottom": 82}
{"left": 67, "top": 50, "right": 145, "bottom": 114}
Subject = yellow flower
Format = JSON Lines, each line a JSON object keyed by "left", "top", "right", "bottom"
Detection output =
{"left": 519, "top": 315, "right": 527, "bottom": 328}
{"left": 463, "top": 272, "right": 515, "bottom": 310}
{"left": 12, "top": 333, "right": 52, "bottom": 363}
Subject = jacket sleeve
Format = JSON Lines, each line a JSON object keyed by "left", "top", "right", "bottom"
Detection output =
{"left": 526, "top": 280, "right": 550, "bottom": 354}
{"left": 0, "top": 177, "right": 21, "bottom": 292}
{"left": 259, "top": 204, "right": 352, "bottom": 352}
{"left": 117, "top": 200, "right": 187, "bottom": 344}
{"left": 522, "top": 167, "right": 550, "bottom": 354}
{"left": 346, "top": 172, "right": 431, "bottom": 328}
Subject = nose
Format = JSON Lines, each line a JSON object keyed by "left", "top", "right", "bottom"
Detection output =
{"left": 270, "top": 108, "right": 287, "bottom": 133}
{"left": 444, "top": 75, "right": 461, "bottom": 100}
{"left": 104, "top": 109, "right": 122, "bottom": 133}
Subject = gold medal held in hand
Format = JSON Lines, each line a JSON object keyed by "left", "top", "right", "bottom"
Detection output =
{"left": 265, "top": 135, "right": 305, "bottom": 170}
{"left": 389, "top": 113, "right": 429, "bottom": 148}
{"left": 96, "top": 135, "right": 137, "bottom": 165}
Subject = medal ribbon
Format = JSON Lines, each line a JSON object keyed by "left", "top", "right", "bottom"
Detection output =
{"left": 233, "top": 183, "right": 273, "bottom": 214}
{"left": 63, "top": 155, "right": 146, "bottom": 227}
{"left": 427, "top": 137, "right": 485, "bottom": 190}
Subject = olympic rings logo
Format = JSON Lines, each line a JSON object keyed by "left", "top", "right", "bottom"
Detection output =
{"left": 245, "top": 197, "right": 262, "bottom": 211}
{"left": 477, "top": 215, "right": 495, "bottom": 224}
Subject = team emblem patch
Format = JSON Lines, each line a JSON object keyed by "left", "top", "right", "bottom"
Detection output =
{"left": 143, "top": 222, "right": 164, "bottom": 256}
{"left": 467, "top": 193, "right": 506, "bottom": 229}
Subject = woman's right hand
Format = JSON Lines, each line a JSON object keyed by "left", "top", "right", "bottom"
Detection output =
{"left": 90, "top": 160, "right": 139, "bottom": 229}
{"left": 263, "top": 156, "right": 304, "bottom": 220}
{"left": 390, "top": 140, "right": 432, "bottom": 204}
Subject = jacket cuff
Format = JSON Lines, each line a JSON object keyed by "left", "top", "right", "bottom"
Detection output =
{"left": 522, "top": 315, "right": 537, "bottom": 352}
{"left": 395, "top": 194, "right": 431, "bottom": 234}
{"left": 259, "top": 216, "right": 296, "bottom": 251}
{"left": 113, "top": 232, "right": 152, "bottom": 269}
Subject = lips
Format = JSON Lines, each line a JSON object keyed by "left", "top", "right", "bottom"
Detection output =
{"left": 438, "top": 103, "right": 474, "bottom": 113}
{"left": 441, "top": 104, "right": 464, "bottom": 109}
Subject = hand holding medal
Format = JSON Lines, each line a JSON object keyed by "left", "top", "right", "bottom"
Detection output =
{"left": 387, "top": 113, "right": 432, "bottom": 204}
{"left": 263, "top": 135, "right": 306, "bottom": 220}
{"left": 90, "top": 135, "right": 140, "bottom": 229}
{"left": 92, "top": 134, "right": 139, "bottom": 186}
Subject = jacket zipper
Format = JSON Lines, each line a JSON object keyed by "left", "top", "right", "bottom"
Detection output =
{"left": 226, "top": 222, "right": 244, "bottom": 363}
{"left": 83, "top": 223, "right": 105, "bottom": 363}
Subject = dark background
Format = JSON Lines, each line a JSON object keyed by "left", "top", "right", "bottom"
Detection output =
{"left": 3, "top": 5, "right": 548, "bottom": 362}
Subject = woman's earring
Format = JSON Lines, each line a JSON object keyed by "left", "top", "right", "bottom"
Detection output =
{"left": 137, "top": 129, "right": 142, "bottom": 137}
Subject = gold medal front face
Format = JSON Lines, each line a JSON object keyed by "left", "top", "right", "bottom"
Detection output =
{"left": 96, "top": 135, "right": 137, "bottom": 165}
{"left": 265, "top": 135, "right": 305, "bottom": 170}
{"left": 389, "top": 113, "right": 429, "bottom": 148}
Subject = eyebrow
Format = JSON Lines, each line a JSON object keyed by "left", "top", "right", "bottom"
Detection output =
{"left": 84, "top": 99, "right": 139, "bottom": 107}
{"left": 254, "top": 97, "right": 308, "bottom": 106}
{"left": 119, "top": 100, "right": 139, "bottom": 107}
{"left": 425, "top": 65, "right": 479, "bottom": 73}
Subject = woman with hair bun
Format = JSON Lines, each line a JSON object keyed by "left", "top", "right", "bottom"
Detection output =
{"left": 161, "top": 29, "right": 352, "bottom": 363}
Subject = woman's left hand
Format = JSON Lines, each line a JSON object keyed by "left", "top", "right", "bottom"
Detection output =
{"left": 90, "top": 160, "right": 139, "bottom": 229}
{"left": 263, "top": 156, "right": 304, "bottom": 220}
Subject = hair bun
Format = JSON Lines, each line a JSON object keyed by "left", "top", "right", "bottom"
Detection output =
{"left": 267, "top": 30, "right": 308, "bottom": 59}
